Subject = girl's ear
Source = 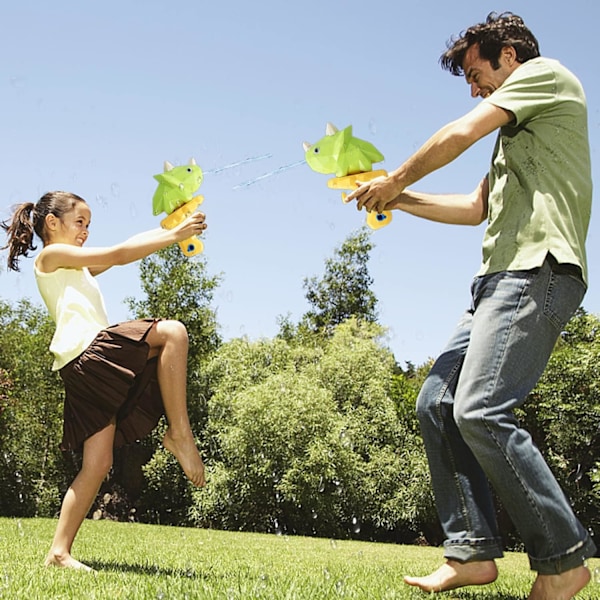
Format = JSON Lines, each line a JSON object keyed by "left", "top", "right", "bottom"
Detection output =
{"left": 45, "top": 213, "right": 59, "bottom": 233}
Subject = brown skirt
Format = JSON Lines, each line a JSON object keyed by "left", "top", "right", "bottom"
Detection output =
{"left": 59, "top": 319, "right": 165, "bottom": 452}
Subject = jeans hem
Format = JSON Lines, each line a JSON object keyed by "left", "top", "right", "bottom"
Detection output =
{"left": 443, "top": 537, "right": 504, "bottom": 563}
{"left": 528, "top": 536, "right": 597, "bottom": 575}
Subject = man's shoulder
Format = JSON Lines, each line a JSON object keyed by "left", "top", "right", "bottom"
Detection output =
{"left": 511, "top": 57, "right": 579, "bottom": 87}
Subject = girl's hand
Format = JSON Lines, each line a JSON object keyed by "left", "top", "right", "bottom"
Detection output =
{"left": 172, "top": 212, "right": 207, "bottom": 243}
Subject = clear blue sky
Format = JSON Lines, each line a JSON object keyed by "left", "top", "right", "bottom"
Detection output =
{"left": 1, "top": 0, "right": 599, "bottom": 366}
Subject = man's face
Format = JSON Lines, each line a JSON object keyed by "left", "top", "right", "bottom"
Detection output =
{"left": 463, "top": 44, "right": 519, "bottom": 99}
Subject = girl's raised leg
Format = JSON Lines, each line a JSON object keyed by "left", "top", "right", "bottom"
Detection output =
{"left": 45, "top": 419, "right": 116, "bottom": 571}
{"left": 146, "top": 320, "right": 205, "bottom": 487}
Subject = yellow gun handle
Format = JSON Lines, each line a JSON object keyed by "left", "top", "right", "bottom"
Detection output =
{"left": 328, "top": 171, "right": 392, "bottom": 230}
{"left": 327, "top": 169, "right": 388, "bottom": 190}
{"left": 160, "top": 195, "right": 205, "bottom": 256}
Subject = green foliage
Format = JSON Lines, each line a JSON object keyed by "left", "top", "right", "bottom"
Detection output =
{"left": 0, "top": 299, "right": 71, "bottom": 517}
{"left": 302, "top": 229, "right": 378, "bottom": 333}
{"left": 191, "top": 319, "right": 435, "bottom": 542}
{"left": 122, "top": 245, "right": 222, "bottom": 518}
{"left": 138, "top": 446, "right": 194, "bottom": 526}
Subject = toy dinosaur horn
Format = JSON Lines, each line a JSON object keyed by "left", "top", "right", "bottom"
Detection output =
{"left": 326, "top": 123, "right": 338, "bottom": 135}
{"left": 164, "top": 161, "right": 174, "bottom": 172}
{"left": 302, "top": 142, "right": 312, "bottom": 151}
{"left": 189, "top": 158, "right": 197, "bottom": 166}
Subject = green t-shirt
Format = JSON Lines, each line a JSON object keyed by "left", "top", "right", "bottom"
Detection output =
{"left": 478, "top": 57, "right": 592, "bottom": 284}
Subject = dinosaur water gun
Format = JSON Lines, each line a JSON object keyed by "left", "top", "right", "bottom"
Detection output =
{"left": 152, "top": 158, "right": 205, "bottom": 256}
{"left": 303, "top": 123, "right": 391, "bottom": 230}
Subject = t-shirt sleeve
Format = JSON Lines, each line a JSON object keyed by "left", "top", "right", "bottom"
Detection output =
{"left": 483, "top": 60, "right": 557, "bottom": 126}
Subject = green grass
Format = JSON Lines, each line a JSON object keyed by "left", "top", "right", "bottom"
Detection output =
{"left": 0, "top": 518, "right": 598, "bottom": 599}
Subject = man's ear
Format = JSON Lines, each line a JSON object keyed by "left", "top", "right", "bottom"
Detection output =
{"left": 502, "top": 45, "right": 518, "bottom": 66}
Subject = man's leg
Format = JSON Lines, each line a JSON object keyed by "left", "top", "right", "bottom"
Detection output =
{"left": 406, "top": 305, "right": 503, "bottom": 591}
{"left": 455, "top": 262, "right": 595, "bottom": 597}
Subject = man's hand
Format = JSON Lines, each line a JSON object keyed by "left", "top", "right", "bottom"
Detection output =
{"left": 346, "top": 175, "right": 404, "bottom": 214}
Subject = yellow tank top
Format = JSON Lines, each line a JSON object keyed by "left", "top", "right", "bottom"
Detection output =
{"left": 34, "top": 262, "right": 110, "bottom": 370}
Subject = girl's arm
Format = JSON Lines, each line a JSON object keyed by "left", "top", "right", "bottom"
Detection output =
{"left": 87, "top": 228, "right": 165, "bottom": 276}
{"left": 37, "top": 212, "right": 206, "bottom": 274}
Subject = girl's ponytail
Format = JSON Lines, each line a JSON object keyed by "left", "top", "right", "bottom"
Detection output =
{"left": 1, "top": 202, "right": 37, "bottom": 272}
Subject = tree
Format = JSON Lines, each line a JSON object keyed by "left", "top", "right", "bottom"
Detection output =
{"left": 123, "top": 246, "right": 222, "bottom": 523}
{"left": 301, "top": 229, "right": 378, "bottom": 333}
{"left": 190, "top": 319, "right": 435, "bottom": 542}
{"left": 126, "top": 245, "right": 222, "bottom": 434}
{"left": 0, "top": 299, "right": 71, "bottom": 517}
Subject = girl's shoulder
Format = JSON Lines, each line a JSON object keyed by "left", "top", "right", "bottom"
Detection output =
{"left": 36, "top": 243, "right": 81, "bottom": 274}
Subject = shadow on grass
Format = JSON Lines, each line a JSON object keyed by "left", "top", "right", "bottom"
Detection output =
{"left": 85, "top": 559, "right": 209, "bottom": 579}
{"left": 451, "top": 593, "right": 526, "bottom": 600}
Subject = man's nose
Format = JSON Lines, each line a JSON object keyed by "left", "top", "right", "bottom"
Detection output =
{"left": 470, "top": 83, "right": 480, "bottom": 98}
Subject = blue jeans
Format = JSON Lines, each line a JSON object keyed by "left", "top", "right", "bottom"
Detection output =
{"left": 416, "top": 257, "right": 596, "bottom": 574}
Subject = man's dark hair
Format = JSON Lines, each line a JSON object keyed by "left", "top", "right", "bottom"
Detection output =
{"left": 440, "top": 12, "right": 540, "bottom": 76}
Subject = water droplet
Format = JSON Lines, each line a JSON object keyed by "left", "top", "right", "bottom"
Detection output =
{"left": 592, "top": 566, "right": 600, "bottom": 584}
{"left": 368, "top": 118, "right": 377, "bottom": 135}
{"left": 323, "top": 567, "right": 331, "bottom": 580}
{"left": 329, "top": 539, "right": 338, "bottom": 549}
{"left": 318, "top": 477, "right": 325, "bottom": 493}
{"left": 110, "top": 183, "right": 120, "bottom": 198}
{"left": 351, "top": 516, "right": 361, "bottom": 534}
{"left": 10, "top": 76, "right": 26, "bottom": 89}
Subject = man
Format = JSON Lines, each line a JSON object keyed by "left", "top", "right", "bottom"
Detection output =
{"left": 347, "top": 12, "right": 595, "bottom": 599}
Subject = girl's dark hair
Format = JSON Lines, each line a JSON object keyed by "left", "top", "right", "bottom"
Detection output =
{"left": 1, "top": 191, "right": 86, "bottom": 272}
{"left": 440, "top": 12, "right": 540, "bottom": 76}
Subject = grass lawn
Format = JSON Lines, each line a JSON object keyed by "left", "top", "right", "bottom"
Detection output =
{"left": 0, "top": 517, "right": 598, "bottom": 599}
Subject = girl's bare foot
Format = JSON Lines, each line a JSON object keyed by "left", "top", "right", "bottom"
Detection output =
{"left": 404, "top": 559, "right": 498, "bottom": 592}
{"left": 528, "top": 565, "right": 591, "bottom": 600}
{"left": 45, "top": 551, "right": 95, "bottom": 572}
{"left": 162, "top": 428, "right": 206, "bottom": 487}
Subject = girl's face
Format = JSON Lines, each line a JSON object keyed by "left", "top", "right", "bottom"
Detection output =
{"left": 48, "top": 202, "right": 91, "bottom": 246}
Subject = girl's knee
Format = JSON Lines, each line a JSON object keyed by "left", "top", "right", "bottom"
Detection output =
{"left": 162, "top": 320, "right": 188, "bottom": 343}
{"left": 150, "top": 319, "right": 188, "bottom": 348}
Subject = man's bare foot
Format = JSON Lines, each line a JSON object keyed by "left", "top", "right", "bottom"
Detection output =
{"left": 162, "top": 428, "right": 206, "bottom": 487}
{"left": 528, "top": 565, "right": 591, "bottom": 600}
{"left": 45, "top": 551, "right": 95, "bottom": 572}
{"left": 404, "top": 559, "right": 498, "bottom": 592}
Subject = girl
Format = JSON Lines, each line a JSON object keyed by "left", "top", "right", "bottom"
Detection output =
{"left": 1, "top": 190, "right": 207, "bottom": 571}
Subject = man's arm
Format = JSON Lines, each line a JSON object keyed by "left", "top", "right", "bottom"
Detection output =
{"left": 386, "top": 175, "right": 489, "bottom": 226}
{"left": 346, "top": 101, "right": 512, "bottom": 216}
